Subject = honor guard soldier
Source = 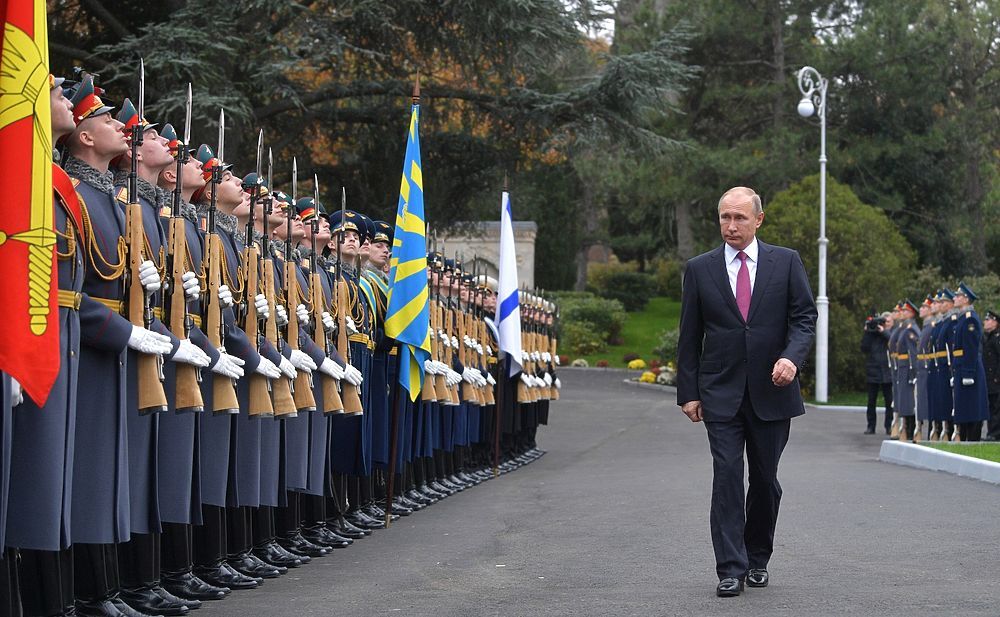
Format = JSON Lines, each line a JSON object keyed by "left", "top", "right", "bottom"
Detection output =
{"left": 950, "top": 283, "right": 989, "bottom": 441}
{"left": 982, "top": 310, "right": 1000, "bottom": 440}
{"left": 915, "top": 294, "right": 936, "bottom": 441}
{"left": 928, "top": 289, "right": 957, "bottom": 441}
{"left": 892, "top": 300, "right": 920, "bottom": 441}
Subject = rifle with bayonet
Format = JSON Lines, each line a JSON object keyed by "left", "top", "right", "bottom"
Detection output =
{"left": 124, "top": 59, "right": 168, "bottom": 414}
{"left": 335, "top": 188, "right": 364, "bottom": 415}
{"left": 165, "top": 83, "right": 204, "bottom": 413}
{"left": 239, "top": 131, "right": 273, "bottom": 416}
{"left": 284, "top": 159, "right": 317, "bottom": 413}
{"left": 259, "top": 156, "right": 297, "bottom": 417}
{"left": 310, "top": 175, "right": 344, "bottom": 414}
{"left": 203, "top": 108, "right": 240, "bottom": 414}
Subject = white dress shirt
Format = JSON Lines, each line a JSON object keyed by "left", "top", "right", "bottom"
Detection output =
{"left": 724, "top": 237, "right": 758, "bottom": 298}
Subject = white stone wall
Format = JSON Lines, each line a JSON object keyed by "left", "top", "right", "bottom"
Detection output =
{"left": 433, "top": 221, "right": 537, "bottom": 288}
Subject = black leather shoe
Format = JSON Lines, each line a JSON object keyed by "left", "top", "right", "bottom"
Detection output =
{"left": 76, "top": 598, "right": 133, "bottom": 617}
{"left": 407, "top": 489, "right": 435, "bottom": 505}
{"left": 220, "top": 562, "right": 263, "bottom": 586}
{"left": 345, "top": 509, "right": 385, "bottom": 530}
{"left": 302, "top": 526, "right": 350, "bottom": 548}
{"left": 716, "top": 577, "right": 744, "bottom": 597}
{"left": 108, "top": 595, "right": 159, "bottom": 617}
{"left": 429, "top": 480, "right": 455, "bottom": 495}
{"left": 746, "top": 569, "right": 768, "bottom": 588}
{"left": 329, "top": 519, "right": 366, "bottom": 539}
{"left": 278, "top": 532, "right": 331, "bottom": 557}
{"left": 150, "top": 586, "right": 200, "bottom": 611}
{"left": 161, "top": 572, "right": 228, "bottom": 601}
{"left": 418, "top": 484, "right": 446, "bottom": 500}
{"left": 364, "top": 504, "right": 399, "bottom": 521}
{"left": 119, "top": 586, "right": 190, "bottom": 616}
{"left": 270, "top": 541, "right": 311, "bottom": 564}
{"left": 248, "top": 551, "right": 287, "bottom": 575}
{"left": 395, "top": 495, "right": 423, "bottom": 511}
{"left": 253, "top": 542, "right": 302, "bottom": 568}
{"left": 864, "top": 428, "right": 875, "bottom": 434}
{"left": 192, "top": 563, "right": 259, "bottom": 590}
{"left": 228, "top": 553, "right": 281, "bottom": 579}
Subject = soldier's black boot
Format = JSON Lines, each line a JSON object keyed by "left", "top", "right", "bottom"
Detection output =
{"left": 277, "top": 491, "right": 328, "bottom": 558}
{"left": 161, "top": 522, "right": 225, "bottom": 603}
{"left": 0, "top": 547, "right": 22, "bottom": 617}
{"left": 226, "top": 507, "right": 280, "bottom": 580}
{"left": 252, "top": 506, "right": 300, "bottom": 569}
{"left": 192, "top": 505, "right": 255, "bottom": 592}
{"left": 118, "top": 533, "right": 191, "bottom": 616}
{"left": 20, "top": 547, "right": 75, "bottom": 617}
{"left": 301, "top": 494, "right": 350, "bottom": 548}
{"left": 75, "top": 543, "right": 144, "bottom": 617}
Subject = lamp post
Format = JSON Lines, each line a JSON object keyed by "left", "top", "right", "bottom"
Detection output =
{"left": 796, "top": 66, "right": 829, "bottom": 403}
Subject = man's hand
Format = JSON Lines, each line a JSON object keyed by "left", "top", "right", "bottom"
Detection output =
{"left": 772, "top": 358, "right": 797, "bottom": 387}
{"left": 682, "top": 400, "right": 703, "bottom": 423}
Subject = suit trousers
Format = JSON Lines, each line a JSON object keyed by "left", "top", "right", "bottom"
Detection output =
{"left": 704, "top": 387, "right": 790, "bottom": 579}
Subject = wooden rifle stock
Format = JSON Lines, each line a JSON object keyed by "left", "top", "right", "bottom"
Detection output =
{"left": 311, "top": 271, "right": 343, "bottom": 414}
{"left": 205, "top": 232, "right": 240, "bottom": 413}
{"left": 336, "top": 278, "right": 364, "bottom": 415}
{"left": 549, "top": 331, "right": 560, "bottom": 401}
{"left": 241, "top": 243, "right": 274, "bottom": 416}
{"left": 125, "top": 201, "right": 168, "bottom": 414}
{"left": 285, "top": 259, "right": 316, "bottom": 412}
{"left": 263, "top": 259, "right": 297, "bottom": 417}
{"left": 431, "top": 300, "right": 447, "bottom": 400}
{"left": 422, "top": 298, "right": 440, "bottom": 403}
{"left": 456, "top": 305, "right": 476, "bottom": 403}
{"left": 479, "top": 316, "right": 495, "bottom": 405}
{"left": 167, "top": 216, "right": 204, "bottom": 412}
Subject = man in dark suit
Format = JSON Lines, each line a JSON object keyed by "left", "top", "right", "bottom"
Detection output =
{"left": 677, "top": 186, "right": 817, "bottom": 597}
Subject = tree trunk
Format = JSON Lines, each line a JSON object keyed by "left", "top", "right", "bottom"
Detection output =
{"left": 675, "top": 198, "right": 695, "bottom": 262}
{"left": 574, "top": 180, "right": 599, "bottom": 291}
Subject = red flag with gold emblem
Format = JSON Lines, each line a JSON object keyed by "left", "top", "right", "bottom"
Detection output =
{"left": 0, "top": 0, "right": 59, "bottom": 406}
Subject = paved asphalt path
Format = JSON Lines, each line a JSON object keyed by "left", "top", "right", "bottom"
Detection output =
{"left": 209, "top": 369, "right": 1000, "bottom": 616}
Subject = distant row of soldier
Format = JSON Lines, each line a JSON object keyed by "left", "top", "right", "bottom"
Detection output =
{"left": 0, "top": 71, "right": 562, "bottom": 617}
{"left": 869, "top": 284, "right": 990, "bottom": 442}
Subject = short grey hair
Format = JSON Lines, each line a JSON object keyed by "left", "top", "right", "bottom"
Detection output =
{"left": 718, "top": 187, "right": 763, "bottom": 215}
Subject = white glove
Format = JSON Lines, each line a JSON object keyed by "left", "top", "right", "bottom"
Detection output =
{"left": 486, "top": 372, "right": 496, "bottom": 386}
{"left": 217, "top": 284, "right": 233, "bottom": 308}
{"left": 128, "top": 325, "right": 173, "bottom": 355}
{"left": 486, "top": 345, "right": 493, "bottom": 356}
{"left": 254, "top": 293, "right": 268, "bottom": 319}
{"left": 434, "top": 360, "right": 450, "bottom": 375}
{"left": 554, "top": 355, "right": 561, "bottom": 366}
{"left": 173, "top": 339, "right": 211, "bottom": 367}
{"left": 471, "top": 368, "right": 487, "bottom": 387}
{"left": 344, "top": 364, "right": 363, "bottom": 386}
{"left": 962, "top": 378, "right": 975, "bottom": 386}
{"left": 532, "top": 351, "right": 541, "bottom": 361}
{"left": 445, "top": 368, "right": 462, "bottom": 387}
{"left": 555, "top": 377, "right": 561, "bottom": 389}
{"left": 461, "top": 367, "right": 476, "bottom": 385}
{"left": 279, "top": 356, "right": 297, "bottom": 379}
{"left": 438, "top": 330, "right": 449, "bottom": 343}
{"left": 345, "top": 316, "right": 358, "bottom": 335}
{"left": 424, "top": 359, "right": 440, "bottom": 375}
{"left": 475, "top": 343, "right": 483, "bottom": 355}
{"left": 543, "top": 372, "right": 553, "bottom": 386}
{"left": 9, "top": 378, "right": 23, "bottom": 407}
{"left": 212, "top": 353, "right": 245, "bottom": 379}
{"left": 320, "top": 358, "right": 345, "bottom": 380}
{"left": 275, "top": 305, "right": 289, "bottom": 327}
{"left": 451, "top": 336, "right": 459, "bottom": 349}
{"left": 295, "top": 304, "right": 309, "bottom": 326}
{"left": 463, "top": 335, "right": 472, "bottom": 347}
{"left": 181, "top": 271, "right": 200, "bottom": 301}
{"left": 289, "top": 349, "right": 317, "bottom": 374}
{"left": 139, "top": 260, "right": 161, "bottom": 294}
{"left": 542, "top": 352, "right": 552, "bottom": 362}
{"left": 322, "top": 311, "right": 335, "bottom": 331}
{"left": 255, "top": 356, "right": 281, "bottom": 379}
{"left": 520, "top": 373, "right": 532, "bottom": 387}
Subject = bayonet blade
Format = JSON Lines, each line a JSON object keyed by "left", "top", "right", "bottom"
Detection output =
{"left": 217, "top": 109, "right": 225, "bottom": 163}
{"left": 291, "top": 157, "right": 298, "bottom": 203}
{"left": 313, "top": 173, "right": 319, "bottom": 207}
{"left": 138, "top": 58, "right": 145, "bottom": 124}
{"left": 255, "top": 129, "right": 263, "bottom": 180}
{"left": 183, "top": 83, "right": 192, "bottom": 146}
{"left": 267, "top": 148, "right": 273, "bottom": 193}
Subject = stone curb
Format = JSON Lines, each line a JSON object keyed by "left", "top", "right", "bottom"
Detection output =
{"left": 621, "top": 379, "right": 676, "bottom": 393}
{"left": 878, "top": 440, "right": 1000, "bottom": 485}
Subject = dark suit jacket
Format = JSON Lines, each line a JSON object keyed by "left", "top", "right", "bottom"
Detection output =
{"left": 676, "top": 240, "right": 817, "bottom": 421}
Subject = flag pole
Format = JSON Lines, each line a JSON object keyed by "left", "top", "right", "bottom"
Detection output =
{"left": 384, "top": 75, "right": 421, "bottom": 528}
{"left": 493, "top": 172, "right": 511, "bottom": 476}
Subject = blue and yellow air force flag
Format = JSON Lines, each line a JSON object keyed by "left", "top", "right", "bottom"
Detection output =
{"left": 385, "top": 102, "right": 431, "bottom": 401}
{"left": 496, "top": 189, "right": 523, "bottom": 377}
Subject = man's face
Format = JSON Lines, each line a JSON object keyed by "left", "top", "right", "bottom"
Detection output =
{"left": 182, "top": 157, "right": 206, "bottom": 190}
{"left": 304, "top": 218, "right": 332, "bottom": 245}
{"left": 50, "top": 87, "right": 75, "bottom": 136}
{"left": 954, "top": 293, "right": 969, "bottom": 308}
{"left": 484, "top": 292, "right": 496, "bottom": 313}
{"left": 459, "top": 284, "right": 470, "bottom": 304}
{"left": 138, "top": 129, "right": 173, "bottom": 170}
{"left": 359, "top": 238, "right": 371, "bottom": 260}
{"left": 336, "top": 230, "right": 359, "bottom": 259}
{"left": 883, "top": 315, "right": 895, "bottom": 329}
{"left": 266, "top": 201, "right": 289, "bottom": 230}
{"left": 986, "top": 317, "right": 997, "bottom": 333}
{"left": 941, "top": 300, "right": 954, "bottom": 313}
{"left": 369, "top": 241, "right": 390, "bottom": 268}
{"left": 77, "top": 113, "right": 128, "bottom": 157}
{"left": 919, "top": 304, "right": 931, "bottom": 319}
{"left": 215, "top": 170, "right": 247, "bottom": 214}
{"left": 291, "top": 216, "right": 306, "bottom": 242}
{"left": 718, "top": 195, "right": 763, "bottom": 251}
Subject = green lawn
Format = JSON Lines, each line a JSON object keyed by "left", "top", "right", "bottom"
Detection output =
{"left": 582, "top": 297, "right": 680, "bottom": 367}
{"left": 924, "top": 442, "right": 1000, "bottom": 464}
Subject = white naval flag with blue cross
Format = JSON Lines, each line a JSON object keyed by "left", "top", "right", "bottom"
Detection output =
{"left": 496, "top": 189, "right": 523, "bottom": 377}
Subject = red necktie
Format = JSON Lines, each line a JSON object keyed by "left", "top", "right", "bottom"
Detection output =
{"left": 736, "top": 250, "right": 751, "bottom": 321}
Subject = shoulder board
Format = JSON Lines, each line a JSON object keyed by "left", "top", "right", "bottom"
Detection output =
{"left": 967, "top": 311, "right": 972, "bottom": 318}
{"left": 52, "top": 164, "right": 85, "bottom": 234}
{"left": 70, "top": 177, "right": 80, "bottom": 188}
{"left": 160, "top": 206, "right": 172, "bottom": 217}
{"left": 301, "top": 258, "right": 310, "bottom": 269}
{"left": 115, "top": 186, "right": 129, "bottom": 204}
{"left": 952, "top": 314, "right": 958, "bottom": 320}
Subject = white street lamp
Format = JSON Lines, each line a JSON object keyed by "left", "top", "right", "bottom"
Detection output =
{"left": 796, "top": 66, "right": 829, "bottom": 403}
